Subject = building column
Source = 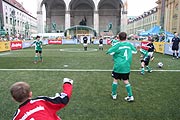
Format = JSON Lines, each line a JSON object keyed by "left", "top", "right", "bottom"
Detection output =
{"left": 46, "top": 17, "right": 51, "bottom": 32}
{"left": 166, "top": 1, "right": 170, "bottom": 31}
{"left": 121, "top": 11, "right": 128, "bottom": 32}
{"left": 169, "top": 2, "right": 174, "bottom": 32}
{"left": 37, "top": 10, "right": 43, "bottom": 33}
{"left": 178, "top": 0, "right": 180, "bottom": 33}
{"left": 93, "top": 10, "right": 99, "bottom": 35}
{"left": 65, "top": 11, "right": 70, "bottom": 30}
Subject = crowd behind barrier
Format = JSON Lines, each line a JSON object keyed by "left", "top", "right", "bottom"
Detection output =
{"left": 0, "top": 38, "right": 178, "bottom": 57}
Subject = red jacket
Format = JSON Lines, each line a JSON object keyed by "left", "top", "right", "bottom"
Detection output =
{"left": 12, "top": 83, "right": 73, "bottom": 120}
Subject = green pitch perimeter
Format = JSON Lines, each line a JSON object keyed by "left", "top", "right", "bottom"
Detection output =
{"left": 0, "top": 44, "right": 180, "bottom": 120}
{"left": 60, "top": 48, "right": 98, "bottom": 52}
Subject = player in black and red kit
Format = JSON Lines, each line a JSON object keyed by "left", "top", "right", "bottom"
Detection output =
{"left": 83, "top": 36, "right": 88, "bottom": 51}
{"left": 99, "top": 37, "right": 104, "bottom": 50}
{"left": 10, "top": 78, "right": 73, "bottom": 120}
{"left": 147, "top": 38, "right": 155, "bottom": 61}
{"left": 172, "top": 32, "right": 180, "bottom": 59}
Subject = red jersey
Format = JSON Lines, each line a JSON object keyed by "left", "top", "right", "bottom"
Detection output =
{"left": 12, "top": 83, "right": 73, "bottom": 120}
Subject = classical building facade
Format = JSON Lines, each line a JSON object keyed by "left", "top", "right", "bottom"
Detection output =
{"left": 0, "top": 0, "right": 37, "bottom": 38}
{"left": 127, "top": 7, "right": 158, "bottom": 35}
{"left": 37, "top": 0, "right": 128, "bottom": 36}
{"left": 127, "top": 0, "right": 180, "bottom": 35}
{"left": 156, "top": 0, "right": 180, "bottom": 34}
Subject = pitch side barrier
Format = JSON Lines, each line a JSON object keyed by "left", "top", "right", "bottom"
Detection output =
{"left": 0, "top": 41, "right": 11, "bottom": 52}
{"left": 132, "top": 40, "right": 177, "bottom": 57}
{"left": 0, "top": 40, "right": 49, "bottom": 52}
{"left": 0, "top": 40, "right": 176, "bottom": 57}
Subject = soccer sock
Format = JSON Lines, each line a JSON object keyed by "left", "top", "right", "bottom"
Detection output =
{"left": 125, "top": 83, "right": 133, "bottom": 97}
{"left": 173, "top": 53, "right": 175, "bottom": 57}
{"left": 40, "top": 56, "right": 42, "bottom": 60}
{"left": 34, "top": 56, "right": 38, "bottom": 61}
{"left": 146, "top": 66, "right": 150, "bottom": 70}
{"left": 112, "top": 82, "right": 118, "bottom": 95}
{"left": 141, "top": 67, "right": 145, "bottom": 72}
{"left": 176, "top": 53, "right": 179, "bottom": 57}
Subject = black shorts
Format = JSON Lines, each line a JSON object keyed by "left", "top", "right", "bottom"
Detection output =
{"left": 172, "top": 46, "right": 179, "bottom": 51}
{"left": 112, "top": 71, "right": 130, "bottom": 80}
{"left": 35, "top": 50, "right": 42, "bottom": 53}
{"left": 141, "top": 56, "right": 150, "bottom": 66}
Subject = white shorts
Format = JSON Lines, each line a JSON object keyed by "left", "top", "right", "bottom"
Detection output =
{"left": 83, "top": 43, "right": 88, "bottom": 47}
{"left": 99, "top": 44, "right": 103, "bottom": 47}
{"left": 148, "top": 52, "right": 154, "bottom": 57}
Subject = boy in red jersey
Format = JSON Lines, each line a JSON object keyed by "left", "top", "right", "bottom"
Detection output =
{"left": 10, "top": 78, "right": 73, "bottom": 120}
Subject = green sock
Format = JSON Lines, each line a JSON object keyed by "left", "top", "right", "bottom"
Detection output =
{"left": 125, "top": 84, "right": 133, "bottom": 97}
{"left": 146, "top": 66, "right": 151, "bottom": 71}
{"left": 112, "top": 82, "right": 118, "bottom": 95}
{"left": 141, "top": 67, "right": 145, "bottom": 73}
{"left": 34, "top": 56, "right": 38, "bottom": 61}
{"left": 40, "top": 56, "right": 42, "bottom": 60}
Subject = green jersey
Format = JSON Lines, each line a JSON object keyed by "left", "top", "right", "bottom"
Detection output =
{"left": 107, "top": 41, "right": 137, "bottom": 73}
{"left": 32, "top": 40, "right": 43, "bottom": 51}
{"left": 140, "top": 48, "right": 150, "bottom": 60}
{"left": 111, "top": 39, "right": 119, "bottom": 46}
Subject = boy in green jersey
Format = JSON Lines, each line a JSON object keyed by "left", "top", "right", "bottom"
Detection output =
{"left": 137, "top": 46, "right": 152, "bottom": 75}
{"left": 31, "top": 36, "right": 43, "bottom": 64}
{"left": 107, "top": 32, "right": 137, "bottom": 102}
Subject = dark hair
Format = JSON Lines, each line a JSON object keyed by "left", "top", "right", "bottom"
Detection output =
{"left": 36, "top": 36, "right": 40, "bottom": 39}
{"left": 118, "top": 32, "right": 127, "bottom": 40}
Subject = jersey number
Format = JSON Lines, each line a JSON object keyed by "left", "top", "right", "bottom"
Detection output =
{"left": 124, "top": 50, "right": 128, "bottom": 60}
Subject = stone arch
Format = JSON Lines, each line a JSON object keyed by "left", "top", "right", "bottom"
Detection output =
{"left": 41, "top": 0, "right": 66, "bottom": 33}
{"left": 98, "top": 0, "right": 122, "bottom": 35}
{"left": 69, "top": 0, "right": 95, "bottom": 27}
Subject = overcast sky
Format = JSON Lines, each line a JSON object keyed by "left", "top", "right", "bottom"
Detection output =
{"left": 128, "top": 0, "right": 157, "bottom": 16}
{"left": 16, "top": 0, "right": 158, "bottom": 17}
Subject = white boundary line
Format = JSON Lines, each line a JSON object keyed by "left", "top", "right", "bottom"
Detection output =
{"left": 0, "top": 69, "right": 180, "bottom": 72}
{"left": 0, "top": 52, "right": 11, "bottom": 56}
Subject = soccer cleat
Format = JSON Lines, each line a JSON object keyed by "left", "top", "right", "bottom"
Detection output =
{"left": 140, "top": 71, "right": 144, "bottom": 75}
{"left": 148, "top": 69, "right": 152, "bottom": 73}
{"left": 150, "top": 57, "right": 154, "bottom": 61}
{"left": 111, "top": 94, "right": 117, "bottom": 100}
{"left": 40, "top": 59, "right": 43, "bottom": 62}
{"left": 177, "top": 56, "right": 179, "bottom": 59}
{"left": 147, "top": 68, "right": 152, "bottom": 73}
{"left": 124, "top": 96, "right": 134, "bottom": 102}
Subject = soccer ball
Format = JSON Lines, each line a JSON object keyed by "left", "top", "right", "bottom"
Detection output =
{"left": 158, "top": 62, "right": 163, "bottom": 68}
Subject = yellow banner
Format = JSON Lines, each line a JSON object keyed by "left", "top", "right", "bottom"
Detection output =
{"left": 0, "top": 41, "right": 10, "bottom": 52}
{"left": 153, "top": 42, "right": 165, "bottom": 53}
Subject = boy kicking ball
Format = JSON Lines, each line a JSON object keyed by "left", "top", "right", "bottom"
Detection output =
{"left": 137, "top": 46, "right": 152, "bottom": 75}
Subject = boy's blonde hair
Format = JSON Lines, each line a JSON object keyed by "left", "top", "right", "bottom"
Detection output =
{"left": 10, "top": 82, "right": 31, "bottom": 103}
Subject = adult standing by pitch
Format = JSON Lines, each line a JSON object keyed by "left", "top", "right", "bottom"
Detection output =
{"left": 172, "top": 32, "right": 180, "bottom": 59}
